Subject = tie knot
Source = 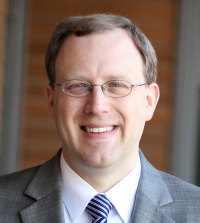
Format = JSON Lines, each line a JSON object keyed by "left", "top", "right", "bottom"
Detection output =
{"left": 86, "top": 194, "right": 112, "bottom": 223}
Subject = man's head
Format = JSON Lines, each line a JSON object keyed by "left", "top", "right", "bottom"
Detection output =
{"left": 45, "top": 14, "right": 159, "bottom": 191}
{"left": 45, "top": 14, "right": 157, "bottom": 86}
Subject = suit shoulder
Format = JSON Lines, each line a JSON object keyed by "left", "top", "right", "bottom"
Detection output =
{"left": 159, "top": 170, "right": 200, "bottom": 199}
{"left": 0, "top": 165, "right": 41, "bottom": 193}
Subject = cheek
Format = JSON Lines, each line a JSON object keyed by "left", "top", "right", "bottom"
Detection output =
{"left": 120, "top": 95, "right": 146, "bottom": 132}
{"left": 53, "top": 98, "right": 80, "bottom": 145}
{"left": 53, "top": 95, "right": 85, "bottom": 127}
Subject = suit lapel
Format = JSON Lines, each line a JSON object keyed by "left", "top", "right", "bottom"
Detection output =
{"left": 131, "top": 151, "right": 175, "bottom": 223}
{"left": 19, "top": 149, "right": 175, "bottom": 222}
{"left": 20, "top": 149, "right": 65, "bottom": 223}
{"left": 131, "top": 191, "right": 174, "bottom": 223}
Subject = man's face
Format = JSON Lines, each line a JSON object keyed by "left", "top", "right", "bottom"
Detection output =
{"left": 46, "top": 29, "right": 159, "bottom": 175}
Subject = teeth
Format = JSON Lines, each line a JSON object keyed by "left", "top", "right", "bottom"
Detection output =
{"left": 84, "top": 126, "right": 115, "bottom": 133}
{"left": 93, "top": 128, "right": 98, "bottom": 133}
{"left": 107, "top": 126, "right": 111, "bottom": 131}
{"left": 99, "top": 128, "right": 104, "bottom": 132}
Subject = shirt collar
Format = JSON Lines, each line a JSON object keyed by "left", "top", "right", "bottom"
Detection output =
{"left": 61, "top": 153, "right": 141, "bottom": 223}
{"left": 106, "top": 155, "right": 141, "bottom": 222}
{"left": 60, "top": 154, "right": 97, "bottom": 221}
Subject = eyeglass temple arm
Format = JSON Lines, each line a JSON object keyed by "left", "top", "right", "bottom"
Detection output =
{"left": 132, "top": 83, "right": 151, "bottom": 87}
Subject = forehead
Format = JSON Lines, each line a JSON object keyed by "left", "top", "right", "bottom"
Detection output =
{"left": 55, "top": 28, "right": 144, "bottom": 82}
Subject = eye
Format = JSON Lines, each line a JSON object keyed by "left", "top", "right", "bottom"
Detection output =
{"left": 68, "top": 83, "right": 87, "bottom": 89}
{"left": 111, "top": 83, "right": 120, "bottom": 87}
{"left": 74, "top": 83, "right": 85, "bottom": 88}
{"left": 108, "top": 82, "right": 125, "bottom": 88}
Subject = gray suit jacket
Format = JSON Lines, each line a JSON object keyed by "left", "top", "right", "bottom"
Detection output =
{"left": 0, "top": 149, "right": 200, "bottom": 223}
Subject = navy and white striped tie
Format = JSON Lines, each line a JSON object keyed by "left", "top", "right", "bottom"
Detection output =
{"left": 86, "top": 194, "right": 113, "bottom": 223}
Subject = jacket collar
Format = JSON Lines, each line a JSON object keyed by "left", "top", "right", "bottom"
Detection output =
{"left": 131, "top": 150, "right": 174, "bottom": 223}
{"left": 20, "top": 149, "right": 175, "bottom": 223}
{"left": 20, "top": 149, "right": 65, "bottom": 223}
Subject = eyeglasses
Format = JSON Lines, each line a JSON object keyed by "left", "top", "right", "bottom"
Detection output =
{"left": 53, "top": 79, "right": 149, "bottom": 98}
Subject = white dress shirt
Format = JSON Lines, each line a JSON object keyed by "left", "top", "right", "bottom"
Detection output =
{"left": 60, "top": 153, "right": 141, "bottom": 223}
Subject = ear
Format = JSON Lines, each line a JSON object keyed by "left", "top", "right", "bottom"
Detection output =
{"left": 45, "top": 84, "right": 55, "bottom": 119}
{"left": 145, "top": 83, "right": 160, "bottom": 121}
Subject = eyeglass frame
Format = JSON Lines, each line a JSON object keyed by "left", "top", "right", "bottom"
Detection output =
{"left": 53, "top": 79, "right": 150, "bottom": 98}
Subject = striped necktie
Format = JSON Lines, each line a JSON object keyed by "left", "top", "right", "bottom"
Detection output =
{"left": 86, "top": 194, "right": 113, "bottom": 223}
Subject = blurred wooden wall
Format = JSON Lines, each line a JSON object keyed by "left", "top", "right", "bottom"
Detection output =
{"left": 21, "top": 0, "right": 179, "bottom": 172}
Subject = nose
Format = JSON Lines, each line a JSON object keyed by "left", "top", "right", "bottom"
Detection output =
{"left": 84, "top": 85, "right": 111, "bottom": 115}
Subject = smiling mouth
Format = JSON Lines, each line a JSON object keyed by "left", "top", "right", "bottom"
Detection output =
{"left": 81, "top": 126, "right": 115, "bottom": 133}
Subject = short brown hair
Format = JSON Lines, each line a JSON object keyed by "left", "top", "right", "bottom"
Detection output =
{"left": 45, "top": 14, "right": 157, "bottom": 86}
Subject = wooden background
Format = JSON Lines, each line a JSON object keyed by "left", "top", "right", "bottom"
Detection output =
{"left": 21, "top": 0, "right": 179, "bottom": 172}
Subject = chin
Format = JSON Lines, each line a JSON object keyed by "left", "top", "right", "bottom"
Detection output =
{"left": 82, "top": 151, "right": 119, "bottom": 169}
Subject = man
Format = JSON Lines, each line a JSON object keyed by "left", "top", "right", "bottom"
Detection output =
{"left": 0, "top": 14, "right": 200, "bottom": 223}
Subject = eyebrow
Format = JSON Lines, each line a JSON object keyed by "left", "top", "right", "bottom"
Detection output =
{"left": 105, "top": 74, "right": 130, "bottom": 80}
{"left": 104, "top": 74, "right": 135, "bottom": 83}
{"left": 64, "top": 73, "right": 85, "bottom": 80}
{"left": 64, "top": 73, "right": 134, "bottom": 83}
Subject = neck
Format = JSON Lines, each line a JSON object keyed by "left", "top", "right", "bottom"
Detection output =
{"left": 63, "top": 150, "right": 138, "bottom": 193}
